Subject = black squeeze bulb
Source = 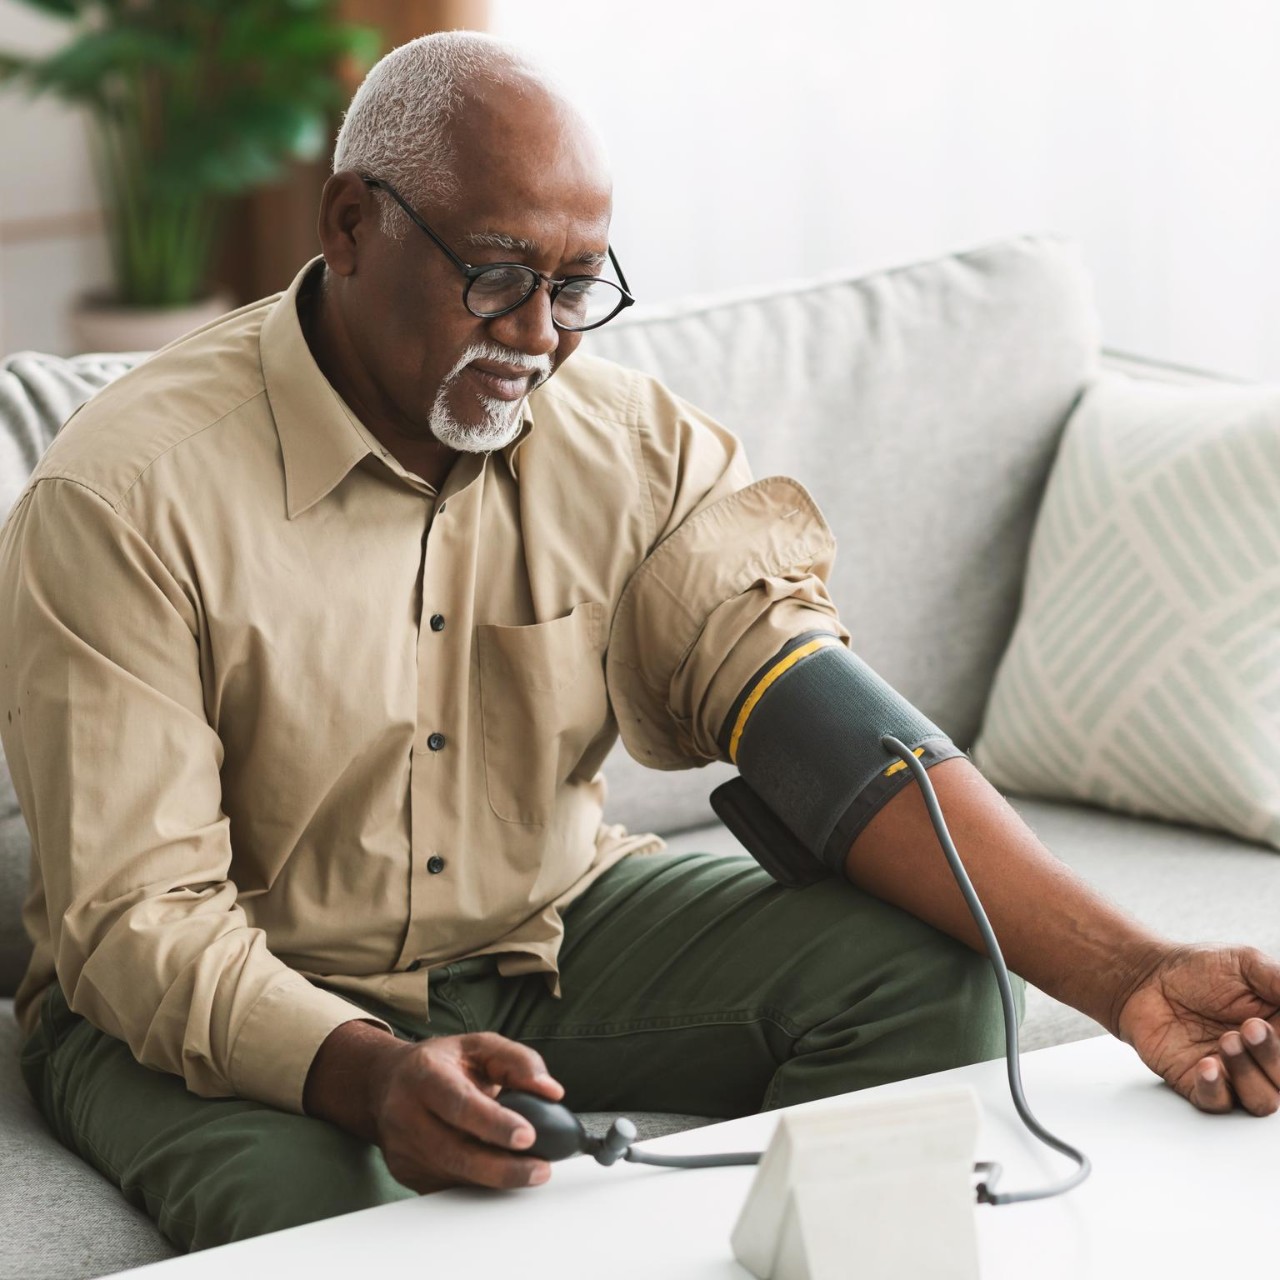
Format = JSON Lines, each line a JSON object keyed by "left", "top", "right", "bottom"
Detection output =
{"left": 496, "top": 1089, "right": 588, "bottom": 1162}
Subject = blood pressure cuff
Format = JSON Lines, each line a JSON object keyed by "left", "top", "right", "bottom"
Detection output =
{"left": 711, "top": 630, "right": 966, "bottom": 888}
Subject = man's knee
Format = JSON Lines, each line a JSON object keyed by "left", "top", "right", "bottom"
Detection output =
{"left": 850, "top": 918, "right": 1022, "bottom": 1090}
{"left": 902, "top": 929, "right": 1021, "bottom": 1068}
{"left": 764, "top": 890, "right": 1021, "bottom": 1107}
{"left": 23, "top": 988, "right": 416, "bottom": 1253}
{"left": 156, "top": 1110, "right": 415, "bottom": 1251}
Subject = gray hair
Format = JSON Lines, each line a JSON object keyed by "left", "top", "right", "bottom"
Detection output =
{"left": 332, "top": 31, "right": 567, "bottom": 239}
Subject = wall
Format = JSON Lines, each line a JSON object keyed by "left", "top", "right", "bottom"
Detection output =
{"left": 492, "top": 0, "right": 1280, "bottom": 381}
{"left": 3, "top": 0, "right": 1279, "bottom": 378}
{"left": 0, "top": 0, "right": 111, "bottom": 356}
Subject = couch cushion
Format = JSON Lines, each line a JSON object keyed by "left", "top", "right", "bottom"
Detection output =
{"left": 660, "top": 793, "right": 1280, "bottom": 1052}
{"left": 0, "top": 999, "right": 178, "bottom": 1279}
{"left": 972, "top": 370, "right": 1280, "bottom": 850}
{"left": 587, "top": 233, "right": 1100, "bottom": 837}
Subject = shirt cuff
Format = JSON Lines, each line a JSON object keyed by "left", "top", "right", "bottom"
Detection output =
{"left": 227, "top": 971, "right": 393, "bottom": 1114}
{"left": 607, "top": 475, "right": 837, "bottom": 769}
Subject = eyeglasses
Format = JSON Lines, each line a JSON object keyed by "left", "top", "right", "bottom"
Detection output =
{"left": 361, "top": 176, "right": 635, "bottom": 333}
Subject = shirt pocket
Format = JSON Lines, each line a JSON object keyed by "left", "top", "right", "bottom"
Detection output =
{"left": 476, "top": 600, "right": 610, "bottom": 826}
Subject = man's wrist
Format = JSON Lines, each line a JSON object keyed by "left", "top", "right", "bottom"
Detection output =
{"left": 1108, "top": 939, "right": 1186, "bottom": 1043}
{"left": 303, "top": 1018, "right": 407, "bottom": 1143}
{"left": 1060, "top": 931, "right": 1172, "bottom": 1040}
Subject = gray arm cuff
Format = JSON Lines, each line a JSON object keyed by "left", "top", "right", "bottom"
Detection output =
{"left": 720, "top": 634, "right": 965, "bottom": 878}
{"left": 818, "top": 736, "right": 967, "bottom": 872}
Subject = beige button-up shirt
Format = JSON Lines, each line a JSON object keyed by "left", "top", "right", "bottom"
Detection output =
{"left": 0, "top": 258, "right": 846, "bottom": 1114}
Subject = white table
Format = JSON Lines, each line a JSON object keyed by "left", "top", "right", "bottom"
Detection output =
{"left": 120, "top": 1033, "right": 1279, "bottom": 1278}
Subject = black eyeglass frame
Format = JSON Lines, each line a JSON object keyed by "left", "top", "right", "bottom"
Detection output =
{"left": 361, "top": 175, "right": 635, "bottom": 332}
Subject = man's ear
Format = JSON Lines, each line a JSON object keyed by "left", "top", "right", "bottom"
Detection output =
{"left": 317, "top": 170, "right": 377, "bottom": 278}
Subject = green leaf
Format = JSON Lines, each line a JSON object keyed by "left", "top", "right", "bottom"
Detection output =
{"left": 9, "top": 0, "right": 381, "bottom": 302}
{"left": 10, "top": 0, "right": 84, "bottom": 18}
{"left": 216, "top": 13, "right": 378, "bottom": 71}
{"left": 339, "top": 23, "right": 382, "bottom": 68}
{"left": 22, "top": 27, "right": 189, "bottom": 96}
{"left": 149, "top": 95, "right": 327, "bottom": 194}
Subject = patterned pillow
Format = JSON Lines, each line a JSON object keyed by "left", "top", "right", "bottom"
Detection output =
{"left": 971, "top": 371, "right": 1280, "bottom": 850}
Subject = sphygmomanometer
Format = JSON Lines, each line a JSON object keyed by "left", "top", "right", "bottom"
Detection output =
{"left": 499, "top": 629, "right": 1091, "bottom": 1207}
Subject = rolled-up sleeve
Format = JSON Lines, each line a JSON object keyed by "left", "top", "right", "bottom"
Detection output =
{"left": 0, "top": 477, "right": 386, "bottom": 1113}
{"left": 606, "top": 386, "right": 851, "bottom": 769}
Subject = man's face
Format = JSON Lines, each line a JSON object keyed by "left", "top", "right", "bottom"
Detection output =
{"left": 319, "top": 85, "right": 613, "bottom": 458}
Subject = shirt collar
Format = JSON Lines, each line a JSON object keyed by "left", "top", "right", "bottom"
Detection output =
{"left": 261, "top": 257, "right": 369, "bottom": 520}
{"left": 260, "top": 256, "right": 534, "bottom": 519}
{"left": 503, "top": 401, "right": 535, "bottom": 482}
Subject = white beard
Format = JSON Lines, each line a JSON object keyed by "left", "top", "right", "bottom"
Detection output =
{"left": 428, "top": 392, "right": 525, "bottom": 454}
{"left": 428, "top": 342, "right": 549, "bottom": 454}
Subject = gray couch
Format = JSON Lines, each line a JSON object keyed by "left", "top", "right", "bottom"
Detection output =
{"left": 3, "top": 233, "right": 1278, "bottom": 1279}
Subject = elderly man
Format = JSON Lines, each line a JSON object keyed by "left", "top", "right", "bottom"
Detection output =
{"left": 2, "top": 31, "right": 1278, "bottom": 1255}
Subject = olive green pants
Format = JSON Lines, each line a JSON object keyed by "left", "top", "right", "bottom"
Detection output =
{"left": 21, "top": 850, "right": 1021, "bottom": 1253}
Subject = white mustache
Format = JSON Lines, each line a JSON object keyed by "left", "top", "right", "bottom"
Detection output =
{"left": 445, "top": 342, "right": 552, "bottom": 389}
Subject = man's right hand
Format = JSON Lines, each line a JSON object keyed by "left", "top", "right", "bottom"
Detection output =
{"left": 304, "top": 1019, "right": 564, "bottom": 1193}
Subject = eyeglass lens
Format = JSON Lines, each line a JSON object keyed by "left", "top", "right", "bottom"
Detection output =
{"left": 466, "top": 267, "right": 624, "bottom": 330}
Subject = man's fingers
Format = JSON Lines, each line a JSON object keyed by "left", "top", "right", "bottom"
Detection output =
{"left": 464, "top": 1031, "right": 565, "bottom": 1098}
{"left": 1240, "top": 1017, "right": 1280, "bottom": 1089}
{"left": 424, "top": 1062, "right": 539, "bottom": 1150}
{"left": 384, "top": 1107, "right": 551, "bottom": 1193}
{"left": 1221, "top": 1029, "right": 1280, "bottom": 1117}
{"left": 1189, "top": 1055, "right": 1234, "bottom": 1114}
{"left": 371, "top": 1035, "right": 571, "bottom": 1194}
{"left": 423, "top": 1111, "right": 552, "bottom": 1190}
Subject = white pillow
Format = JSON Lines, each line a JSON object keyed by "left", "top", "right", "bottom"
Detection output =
{"left": 971, "top": 371, "right": 1280, "bottom": 850}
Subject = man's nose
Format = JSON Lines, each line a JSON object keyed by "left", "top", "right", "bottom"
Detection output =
{"left": 487, "top": 280, "right": 559, "bottom": 360}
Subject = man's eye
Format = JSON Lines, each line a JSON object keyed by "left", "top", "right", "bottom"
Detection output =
{"left": 471, "top": 266, "right": 531, "bottom": 295}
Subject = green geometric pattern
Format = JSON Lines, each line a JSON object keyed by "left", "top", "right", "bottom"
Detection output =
{"left": 971, "top": 372, "right": 1280, "bottom": 851}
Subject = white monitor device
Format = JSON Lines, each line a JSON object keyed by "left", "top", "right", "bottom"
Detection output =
{"left": 730, "top": 1085, "right": 982, "bottom": 1280}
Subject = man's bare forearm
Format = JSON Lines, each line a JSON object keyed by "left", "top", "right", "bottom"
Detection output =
{"left": 842, "top": 757, "right": 1169, "bottom": 1036}
{"left": 303, "top": 1019, "right": 406, "bottom": 1141}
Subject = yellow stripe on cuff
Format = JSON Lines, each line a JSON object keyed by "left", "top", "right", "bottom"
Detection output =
{"left": 728, "top": 633, "right": 843, "bottom": 764}
{"left": 883, "top": 746, "right": 926, "bottom": 776}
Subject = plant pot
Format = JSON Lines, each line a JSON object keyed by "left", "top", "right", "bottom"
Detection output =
{"left": 69, "top": 291, "right": 235, "bottom": 355}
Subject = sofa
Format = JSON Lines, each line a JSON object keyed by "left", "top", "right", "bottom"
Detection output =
{"left": 3, "top": 232, "right": 1278, "bottom": 1279}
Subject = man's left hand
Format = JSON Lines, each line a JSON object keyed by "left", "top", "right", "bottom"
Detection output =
{"left": 1117, "top": 944, "right": 1280, "bottom": 1116}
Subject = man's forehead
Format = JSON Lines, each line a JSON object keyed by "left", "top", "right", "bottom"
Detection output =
{"left": 461, "top": 228, "right": 608, "bottom": 269}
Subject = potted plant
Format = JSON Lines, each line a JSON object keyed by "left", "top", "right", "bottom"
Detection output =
{"left": 0, "top": 0, "right": 379, "bottom": 352}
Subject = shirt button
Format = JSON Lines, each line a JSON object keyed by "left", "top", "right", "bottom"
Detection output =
{"left": 438, "top": 502, "right": 446, "bottom": 514}
{"left": 430, "top": 614, "right": 445, "bottom": 632}
{"left": 428, "top": 732, "right": 446, "bottom": 751}
{"left": 427, "top": 855, "right": 446, "bottom": 875}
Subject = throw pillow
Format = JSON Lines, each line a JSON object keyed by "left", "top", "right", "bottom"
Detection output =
{"left": 971, "top": 370, "right": 1280, "bottom": 850}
